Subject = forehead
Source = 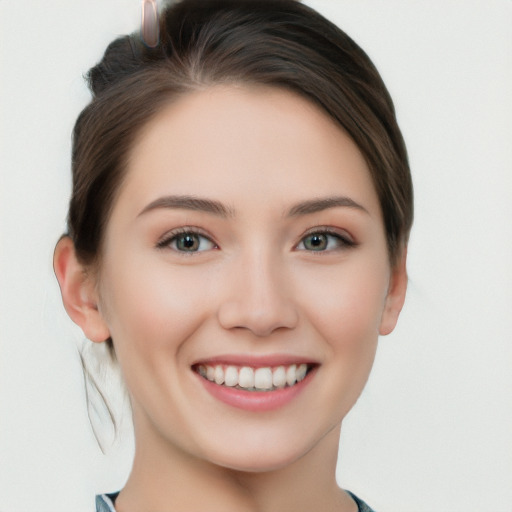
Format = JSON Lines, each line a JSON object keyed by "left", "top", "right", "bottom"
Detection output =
{"left": 118, "top": 84, "right": 381, "bottom": 219}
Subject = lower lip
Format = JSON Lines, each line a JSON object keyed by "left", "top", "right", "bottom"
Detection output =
{"left": 195, "top": 368, "right": 316, "bottom": 412}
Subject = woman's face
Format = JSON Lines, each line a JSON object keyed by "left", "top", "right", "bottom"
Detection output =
{"left": 94, "top": 85, "right": 405, "bottom": 471}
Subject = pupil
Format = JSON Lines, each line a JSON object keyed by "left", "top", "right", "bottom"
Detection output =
{"left": 307, "top": 234, "right": 327, "bottom": 250}
{"left": 179, "top": 235, "right": 198, "bottom": 251}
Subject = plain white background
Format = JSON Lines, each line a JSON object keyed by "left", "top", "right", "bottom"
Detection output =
{"left": 0, "top": 1, "right": 511, "bottom": 511}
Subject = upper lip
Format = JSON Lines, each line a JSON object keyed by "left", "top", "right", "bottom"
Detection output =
{"left": 191, "top": 354, "right": 319, "bottom": 368}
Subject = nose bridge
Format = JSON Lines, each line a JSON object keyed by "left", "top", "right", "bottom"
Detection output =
{"left": 217, "top": 244, "right": 298, "bottom": 336}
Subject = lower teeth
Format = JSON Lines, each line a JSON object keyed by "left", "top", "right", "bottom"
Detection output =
{"left": 233, "top": 384, "right": 283, "bottom": 392}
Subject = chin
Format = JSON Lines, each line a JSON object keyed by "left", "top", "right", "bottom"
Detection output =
{"left": 212, "top": 449, "right": 304, "bottom": 474}
{"left": 198, "top": 426, "right": 323, "bottom": 474}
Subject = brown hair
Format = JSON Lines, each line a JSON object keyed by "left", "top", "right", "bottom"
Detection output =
{"left": 68, "top": 0, "right": 413, "bottom": 267}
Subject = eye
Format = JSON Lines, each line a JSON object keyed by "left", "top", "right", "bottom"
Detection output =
{"left": 296, "top": 230, "right": 355, "bottom": 252}
{"left": 157, "top": 229, "right": 217, "bottom": 253}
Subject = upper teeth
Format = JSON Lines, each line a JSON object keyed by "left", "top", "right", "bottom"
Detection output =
{"left": 196, "top": 363, "right": 309, "bottom": 391}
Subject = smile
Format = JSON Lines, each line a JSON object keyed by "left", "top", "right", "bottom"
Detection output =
{"left": 194, "top": 363, "right": 311, "bottom": 391}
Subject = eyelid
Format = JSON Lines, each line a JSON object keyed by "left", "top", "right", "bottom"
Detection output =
{"left": 302, "top": 226, "right": 355, "bottom": 241}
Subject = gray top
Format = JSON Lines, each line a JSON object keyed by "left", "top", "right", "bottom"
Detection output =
{"left": 96, "top": 490, "right": 376, "bottom": 511}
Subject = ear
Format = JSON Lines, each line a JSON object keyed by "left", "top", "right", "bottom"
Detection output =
{"left": 379, "top": 248, "right": 408, "bottom": 336}
{"left": 53, "top": 236, "right": 110, "bottom": 343}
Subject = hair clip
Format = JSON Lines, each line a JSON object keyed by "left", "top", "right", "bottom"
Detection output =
{"left": 141, "top": 0, "right": 160, "bottom": 48}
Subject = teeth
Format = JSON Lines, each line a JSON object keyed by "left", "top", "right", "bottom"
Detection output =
{"left": 224, "top": 366, "right": 238, "bottom": 387}
{"left": 254, "top": 368, "right": 273, "bottom": 390}
{"left": 214, "top": 365, "right": 224, "bottom": 385}
{"left": 296, "top": 363, "right": 308, "bottom": 382}
{"left": 272, "top": 366, "right": 287, "bottom": 388}
{"left": 197, "top": 363, "right": 311, "bottom": 391}
{"left": 286, "top": 364, "right": 297, "bottom": 386}
{"left": 238, "top": 366, "right": 254, "bottom": 388}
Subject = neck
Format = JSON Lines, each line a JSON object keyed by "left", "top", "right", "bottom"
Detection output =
{"left": 115, "top": 408, "right": 357, "bottom": 512}
{"left": 231, "top": 428, "right": 355, "bottom": 512}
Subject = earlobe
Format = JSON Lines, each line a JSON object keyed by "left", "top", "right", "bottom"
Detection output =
{"left": 53, "top": 236, "right": 110, "bottom": 343}
{"left": 379, "top": 248, "right": 408, "bottom": 336}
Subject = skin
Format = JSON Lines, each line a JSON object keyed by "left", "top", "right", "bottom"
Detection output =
{"left": 55, "top": 85, "right": 407, "bottom": 512}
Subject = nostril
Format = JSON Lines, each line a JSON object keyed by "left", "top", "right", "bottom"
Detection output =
{"left": 217, "top": 301, "right": 299, "bottom": 336}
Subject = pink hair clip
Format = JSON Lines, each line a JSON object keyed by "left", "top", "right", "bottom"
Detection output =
{"left": 141, "top": 0, "right": 159, "bottom": 48}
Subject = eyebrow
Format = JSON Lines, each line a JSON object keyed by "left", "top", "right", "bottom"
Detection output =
{"left": 138, "top": 194, "right": 367, "bottom": 218}
{"left": 286, "top": 196, "right": 368, "bottom": 216}
{"left": 138, "top": 195, "right": 234, "bottom": 218}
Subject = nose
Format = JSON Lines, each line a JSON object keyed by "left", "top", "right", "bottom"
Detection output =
{"left": 217, "top": 250, "right": 299, "bottom": 337}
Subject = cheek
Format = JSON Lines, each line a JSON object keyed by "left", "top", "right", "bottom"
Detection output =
{"left": 99, "top": 258, "right": 213, "bottom": 358}
{"left": 297, "top": 258, "right": 390, "bottom": 356}
{"left": 301, "top": 264, "right": 389, "bottom": 417}
{"left": 96, "top": 259, "right": 217, "bottom": 427}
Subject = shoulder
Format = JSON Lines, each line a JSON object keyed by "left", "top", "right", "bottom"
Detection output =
{"left": 95, "top": 492, "right": 119, "bottom": 512}
{"left": 347, "top": 490, "right": 377, "bottom": 512}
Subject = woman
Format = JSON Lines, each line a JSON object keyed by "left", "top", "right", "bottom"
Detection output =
{"left": 54, "top": 0, "right": 413, "bottom": 510}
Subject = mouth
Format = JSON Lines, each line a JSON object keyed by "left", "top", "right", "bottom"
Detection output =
{"left": 192, "top": 362, "right": 315, "bottom": 392}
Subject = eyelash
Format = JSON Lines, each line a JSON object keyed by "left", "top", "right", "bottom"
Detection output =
{"left": 156, "top": 227, "right": 356, "bottom": 254}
